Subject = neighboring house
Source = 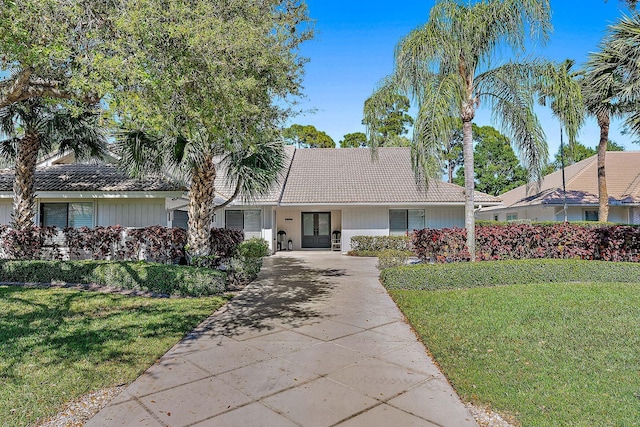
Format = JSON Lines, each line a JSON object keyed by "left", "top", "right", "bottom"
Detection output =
{"left": 478, "top": 151, "right": 640, "bottom": 224}
{"left": 202, "top": 147, "right": 501, "bottom": 252}
{"left": 0, "top": 163, "right": 184, "bottom": 227}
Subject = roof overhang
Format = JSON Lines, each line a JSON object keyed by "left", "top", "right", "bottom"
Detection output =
{"left": 0, "top": 191, "right": 184, "bottom": 199}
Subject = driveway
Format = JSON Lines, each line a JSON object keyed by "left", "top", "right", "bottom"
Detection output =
{"left": 87, "top": 251, "right": 477, "bottom": 427}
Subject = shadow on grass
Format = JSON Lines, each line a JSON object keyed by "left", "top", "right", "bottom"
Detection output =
{"left": 186, "top": 256, "right": 347, "bottom": 340}
{"left": 0, "top": 286, "right": 216, "bottom": 381}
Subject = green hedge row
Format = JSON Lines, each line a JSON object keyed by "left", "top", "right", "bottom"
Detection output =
{"left": 380, "top": 259, "right": 640, "bottom": 291}
{"left": 0, "top": 260, "right": 226, "bottom": 297}
{"left": 350, "top": 235, "right": 411, "bottom": 252}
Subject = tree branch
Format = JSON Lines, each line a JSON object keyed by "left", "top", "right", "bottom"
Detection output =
{"left": 0, "top": 69, "right": 99, "bottom": 108}
{"left": 213, "top": 179, "right": 243, "bottom": 212}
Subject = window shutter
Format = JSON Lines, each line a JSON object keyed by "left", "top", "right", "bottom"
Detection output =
{"left": 389, "top": 210, "right": 408, "bottom": 235}
{"left": 69, "top": 203, "right": 94, "bottom": 228}
{"left": 42, "top": 204, "right": 68, "bottom": 228}
{"left": 243, "top": 210, "right": 262, "bottom": 239}
{"left": 225, "top": 211, "right": 244, "bottom": 231}
{"left": 408, "top": 209, "right": 425, "bottom": 231}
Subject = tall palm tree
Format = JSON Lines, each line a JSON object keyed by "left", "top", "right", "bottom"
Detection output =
{"left": 0, "top": 98, "right": 106, "bottom": 230}
{"left": 582, "top": 14, "right": 640, "bottom": 222}
{"left": 365, "top": 0, "right": 552, "bottom": 261}
{"left": 118, "top": 129, "right": 285, "bottom": 261}
{"left": 536, "top": 59, "right": 585, "bottom": 221}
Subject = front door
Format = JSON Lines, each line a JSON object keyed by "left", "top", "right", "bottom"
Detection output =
{"left": 302, "top": 212, "right": 331, "bottom": 248}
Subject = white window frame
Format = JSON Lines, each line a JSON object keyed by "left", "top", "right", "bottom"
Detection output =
{"left": 389, "top": 209, "right": 425, "bottom": 236}
{"left": 40, "top": 202, "right": 94, "bottom": 228}
{"left": 225, "top": 209, "right": 262, "bottom": 239}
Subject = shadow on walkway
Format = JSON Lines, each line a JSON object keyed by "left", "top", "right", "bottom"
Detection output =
{"left": 184, "top": 256, "right": 347, "bottom": 340}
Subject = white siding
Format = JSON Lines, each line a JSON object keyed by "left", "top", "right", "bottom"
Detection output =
{"left": 97, "top": 199, "right": 167, "bottom": 227}
{"left": 425, "top": 207, "right": 464, "bottom": 229}
{"left": 342, "top": 207, "right": 388, "bottom": 252}
{"left": 0, "top": 201, "right": 11, "bottom": 225}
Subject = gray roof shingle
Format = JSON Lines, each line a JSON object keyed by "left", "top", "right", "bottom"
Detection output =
{"left": 0, "top": 164, "right": 184, "bottom": 193}
{"left": 498, "top": 151, "right": 640, "bottom": 207}
{"left": 279, "top": 147, "right": 500, "bottom": 204}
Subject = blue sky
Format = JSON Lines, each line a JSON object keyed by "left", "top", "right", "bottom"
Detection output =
{"left": 291, "top": 0, "right": 637, "bottom": 158}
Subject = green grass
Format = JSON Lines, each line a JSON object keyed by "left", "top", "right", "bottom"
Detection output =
{"left": 0, "top": 286, "right": 227, "bottom": 427}
{"left": 381, "top": 259, "right": 640, "bottom": 290}
{"left": 390, "top": 282, "right": 640, "bottom": 426}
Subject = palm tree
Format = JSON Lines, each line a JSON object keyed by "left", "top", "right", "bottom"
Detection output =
{"left": 0, "top": 98, "right": 106, "bottom": 230}
{"left": 365, "top": 0, "right": 552, "bottom": 261}
{"left": 582, "top": 14, "right": 640, "bottom": 222}
{"left": 118, "top": 129, "right": 285, "bottom": 261}
{"left": 536, "top": 59, "right": 585, "bottom": 222}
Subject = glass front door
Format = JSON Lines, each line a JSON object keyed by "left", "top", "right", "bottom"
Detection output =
{"left": 301, "top": 212, "right": 331, "bottom": 248}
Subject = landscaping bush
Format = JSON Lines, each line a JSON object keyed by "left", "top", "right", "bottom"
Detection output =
{"left": 210, "top": 228, "right": 245, "bottom": 259}
{"left": 346, "top": 250, "right": 382, "bottom": 257}
{"left": 125, "top": 226, "right": 187, "bottom": 263}
{"left": 2, "top": 226, "right": 61, "bottom": 260}
{"left": 412, "top": 224, "right": 640, "bottom": 262}
{"left": 227, "top": 238, "right": 270, "bottom": 286}
{"left": 376, "top": 249, "right": 412, "bottom": 269}
{"left": 64, "top": 225, "right": 126, "bottom": 260}
{"left": 380, "top": 259, "right": 640, "bottom": 291}
{"left": 0, "top": 260, "right": 225, "bottom": 296}
{"left": 350, "top": 235, "right": 411, "bottom": 254}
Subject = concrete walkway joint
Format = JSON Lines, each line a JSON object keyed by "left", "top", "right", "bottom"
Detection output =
{"left": 87, "top": 252, "right": 477, "bottom": 427}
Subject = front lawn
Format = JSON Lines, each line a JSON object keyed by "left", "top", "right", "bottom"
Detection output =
{"left": 390, "top": 282, "right": 640, "bottom": 426}
{"left": 0, "top": 286, "right": 227, "bottom": 427}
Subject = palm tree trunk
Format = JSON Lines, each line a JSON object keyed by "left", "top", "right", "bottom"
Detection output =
{"left": 12, "top": 133, "right": 41, "bottom": 230}
{"left": 462, "top": 119, "right": 476, "bottom": 261}
{"left": 187, "top": 157, "right": 216, "bottom": 260}
{"left": 596, "top": 111, "right": 610, "bottom": 222}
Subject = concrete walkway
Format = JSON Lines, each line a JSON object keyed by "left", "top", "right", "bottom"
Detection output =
{"left": 87, "top": 252, "right": 477, "bottom": 427}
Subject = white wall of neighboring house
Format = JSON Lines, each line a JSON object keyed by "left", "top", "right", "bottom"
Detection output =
{"left": 0, "top": 198, "right": 170, "bottom": 228}
{"left": 0, "top": 200, "right": 11, "bottom": 225}
{"left": 479, "top": 204, "right": 633, "bottom": 224}
{"left": 97, "top": 199, "right": 167, "bottom": 227}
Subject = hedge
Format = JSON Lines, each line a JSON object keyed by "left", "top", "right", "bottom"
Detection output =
{"left": 0, "top": 260, "right": 226, "bottom": 297}
{"left": 380, "top": 259, "right": 640, "bottom": 291}
{"left": 350, "top": 235, "right": 411, "bottom": 253}
{"left": 413, "top": 224, "right": 640, "bottom": 262}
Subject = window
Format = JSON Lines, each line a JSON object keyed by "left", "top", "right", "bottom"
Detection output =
{"left": 41, "top": 203, "right": 94, "bottom": 228}
{"left": 584, "top": 210, "right": 599, "bottom": 221}
{"left": 225, "top": 210, "right": 262, "bottom": 239}
{"left": 506, "top": 213, "right": 518, "bottom": 221}
{"left": 389, "top": 209, "right": 425, "bottom": 236}
{"left": 493, "top": 215, "right": 499, "bottom": 221}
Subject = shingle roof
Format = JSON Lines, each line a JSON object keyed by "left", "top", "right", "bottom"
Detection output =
{"left": 214, "top": 145, "right": 295, "bottom": 204}
{"left": 0, "top": 164, "right": 184, "bottom": 193}
{"left": 279, "top": 147, "right": 501, "bottom": 204}
{"left": 498, "top": 151, "right": 640, "bottom": 207}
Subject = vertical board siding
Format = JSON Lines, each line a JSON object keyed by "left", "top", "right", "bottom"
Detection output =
{"left": 0, "top": 201, "right": 11, "bottom": 225}
{"left": 342, "top": 207, "right": 388, "bottom": 252}
{"left": 97, "top": 200, "right": 167, "bottom": 227}
{"left": 425, "top": 207, "right": 464, "bottom": 229}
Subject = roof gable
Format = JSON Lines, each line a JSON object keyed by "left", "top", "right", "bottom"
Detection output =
{"left": 498, "top": 151, "right": 640, "bottom": 207}
{"left": 279, "top": 147, "right": 500, "bottom": 204}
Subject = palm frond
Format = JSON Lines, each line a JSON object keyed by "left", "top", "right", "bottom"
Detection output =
{"left": 116, "top": 129, "right": 166, "bottom": 178}
{"left": 476, "top": 62, "right": 548, "bottom": 185}
{"left": 411, "top": 72, "right": 464, "bottom": 186}
{"left": 222, "top": 137, "right": 285, "bottom": 203}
